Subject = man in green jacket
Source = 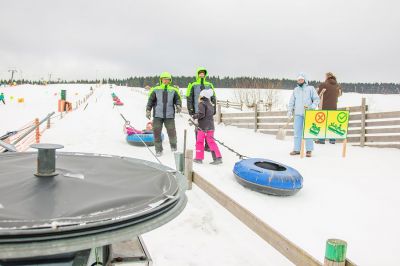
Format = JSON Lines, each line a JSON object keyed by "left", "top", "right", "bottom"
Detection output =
{"left": 186, "top": 67, "right": 216, "bottom": 116}
{"left": 186, "top": 67, "right": 216, "bottom": 151}
{"left": 146, "top": 72, "right": 182, "bottom": 157}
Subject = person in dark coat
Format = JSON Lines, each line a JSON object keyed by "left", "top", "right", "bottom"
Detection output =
{"left": 193, "top": 89, "right": 222, "bottom": 165}
{"left": 316, "top": 72, "right": 342, "bottom": 144}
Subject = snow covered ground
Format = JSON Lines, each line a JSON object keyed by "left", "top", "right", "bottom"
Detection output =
{"left": 1, "top": 84, "right": 400, "bottom": 265}
{"left": 0, "top": 84, "right": 92, "bottom": 133}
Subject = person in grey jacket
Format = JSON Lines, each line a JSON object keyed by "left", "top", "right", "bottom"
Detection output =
{"left": 146, "top": 72, "right": 182, "bottom": 157}
{"left": 287, "top": 73, "right": 320, "bottom": 157}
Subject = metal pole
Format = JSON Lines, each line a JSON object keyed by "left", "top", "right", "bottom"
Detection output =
{"left": 31, "top": 144, "right": 64, "bottom": 177}
{"left": 12, "top": 112, "right": 55, "bottom": 146}
{"left": 183, "top": 129, "right": 187, "bottom": 157}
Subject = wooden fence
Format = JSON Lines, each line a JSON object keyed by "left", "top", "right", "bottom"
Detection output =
{"left": 218, "top": 98, "right": 400, "bottom": 149}
{"left": 217, "top": 99, "right": 243, "bottom": 110}
{"left": 184, "top": 150, "right": 357, "bottom": 266}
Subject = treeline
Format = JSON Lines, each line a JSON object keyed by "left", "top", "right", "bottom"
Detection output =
{"left": 2, "top": 76, "right": 399, "bottom": 94}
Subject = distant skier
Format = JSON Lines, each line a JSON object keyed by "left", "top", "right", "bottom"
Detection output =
{"left": 146, "top": 72, "right": 182, "bottom": 157}
{"left": 287, "top": 74, "right": 320, "bottom": 157}
{"left": 316, "top": 72, "right": 342, "bottom": 144}
{"left": 193, "top": 89, "right": 222, "bottom": 165}
{"left": 0, "top": 92, "right": 5, "bottom": 104}
{"left": 186, "top": 67, "right": 216, "bottom": 151}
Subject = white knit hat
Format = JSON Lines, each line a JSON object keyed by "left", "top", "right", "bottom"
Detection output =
{"left": 297, "top": 74, "right": 305, "bottom": 80}
{"left": 200, "top": 89, "right": 213, "bottom": 99}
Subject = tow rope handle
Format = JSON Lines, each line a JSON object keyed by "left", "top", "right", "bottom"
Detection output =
{"left": 187, "top": 118, "right": 248, "bottom": 159}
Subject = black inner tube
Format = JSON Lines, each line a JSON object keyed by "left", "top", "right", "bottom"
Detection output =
{"left": 255, "top": 161, "right": 286, "bottom": 171}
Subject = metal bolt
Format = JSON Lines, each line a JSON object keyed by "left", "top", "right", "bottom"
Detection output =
{"left": 30, "top": 144, "right": 64, "bottom": 177}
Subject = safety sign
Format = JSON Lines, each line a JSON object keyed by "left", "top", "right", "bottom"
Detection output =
{"left": 303, "top": 110, "right": 349, "bottom": 139}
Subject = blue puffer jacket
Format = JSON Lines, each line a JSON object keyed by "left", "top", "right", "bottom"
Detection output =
{"left": 288, "top": 76, "right": 320, "bottom": 116}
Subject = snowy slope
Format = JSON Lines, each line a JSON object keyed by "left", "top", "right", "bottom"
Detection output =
{"left": 2, "top": 84, "right": 400, "bottom": 265}
{"left": 0, "top": 84, "right": 92, "bottom": 133}
{"left": 3, "top": 85, "right": 291, "bottom": 266}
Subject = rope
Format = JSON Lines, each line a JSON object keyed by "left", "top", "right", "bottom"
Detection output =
{"left": 187, "top": 118, "right": 248, "bottom": 159}
{"left": 115, "top": 106, "right": 163, "bottom": 165}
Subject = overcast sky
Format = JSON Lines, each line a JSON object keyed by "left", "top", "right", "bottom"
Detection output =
{"left": 1, "top": 0, "right": 399, "bottom": 83}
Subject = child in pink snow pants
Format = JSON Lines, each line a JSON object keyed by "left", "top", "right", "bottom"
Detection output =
{"left": 193, "top": 90, "right": 222, "bottom": 165}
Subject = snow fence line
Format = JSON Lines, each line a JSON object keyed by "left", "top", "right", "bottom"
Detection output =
{"left": 217, "top": 97, "right": 400, "bottom": 149}
{"left": 0, "top": 89, "right": 96, "bottom": 153}
{"left": 183, "top": 148, "right": 357, "bottom": 266}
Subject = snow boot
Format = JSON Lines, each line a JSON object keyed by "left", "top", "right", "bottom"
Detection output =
{"left": 306, "top": 151, "right": 312, "bottom": 157}
{"left": 210, "top": 158, "right": 222, "bottom": 165}
{"left": 156, "top": 151, "right": 163, "bottom": 157}
{"left": 193, "top": 159, "right": 203, "bottom": 164}
{"left": 290, "top": 151, "right": 300, "bottom": 155}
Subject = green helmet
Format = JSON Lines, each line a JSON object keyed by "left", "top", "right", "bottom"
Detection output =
{"left": 196, "top": 67, "right": 208, "bottom": 78}
{"left": 160, "top": 72, "right": 172, "bottom": 83}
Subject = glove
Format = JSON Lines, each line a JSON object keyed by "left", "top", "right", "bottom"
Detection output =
{"left": 146, "top": 110, "right": 151, "bottom": 120}
{"left": 194, "top": 119, "right": 199, "bottom": 126}
{"left": 176, "top": 105, "right": 182, "bottom": 113}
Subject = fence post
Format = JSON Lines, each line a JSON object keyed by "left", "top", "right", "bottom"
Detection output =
{"left": 324, "top": 239, "right": 347, "bottom": 266}
{"left": 216, "top": 104, "right": 222, "bottom": 124}
{"left": 46, "top": 116, "right": 51, "bottom": 129}
{"left": 360, "top": 97, "right": 366, "bottom": 147}
{"left": 35, "top": 118, "right": 40, "bottom": 143}
{"left": 184, "top": 149, "right": 193, "bottom": 190}
{"left": 183, "top": 129, "right": 187, "bottom": 159}
{"left": 254, "top": 102, "right": 258, "bottom": 132}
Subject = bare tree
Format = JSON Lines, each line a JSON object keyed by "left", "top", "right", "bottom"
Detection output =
{"left": 234, "top": 88, "right": 281, "bottom": 111}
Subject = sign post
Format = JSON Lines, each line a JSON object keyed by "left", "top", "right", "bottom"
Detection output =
{"left": 303, "top": 110, "right": 350, "bottom": 158}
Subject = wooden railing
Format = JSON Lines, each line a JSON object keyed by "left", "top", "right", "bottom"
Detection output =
{"left": 218, "top": 98, "right": 400, "bottom": 149}
{"left": 217, "top": 99, "right": 243, "bottom": 110}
